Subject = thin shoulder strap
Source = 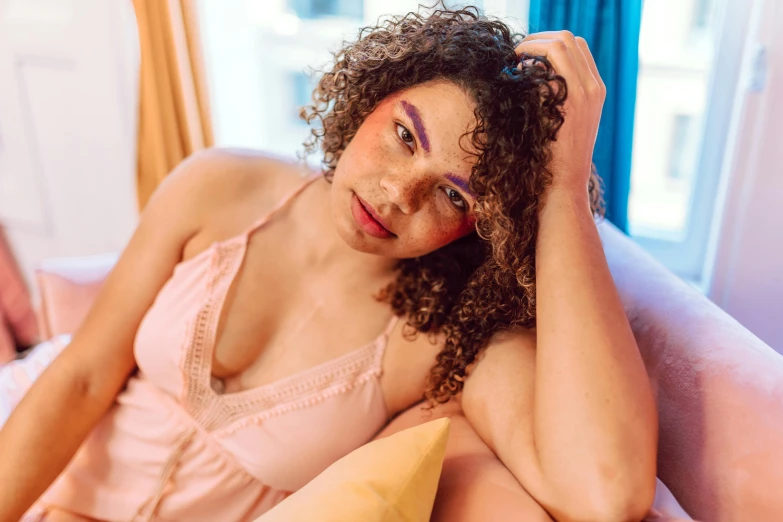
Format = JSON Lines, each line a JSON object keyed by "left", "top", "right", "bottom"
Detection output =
{"left": 373, "top": 314, "right": 401, "bottom": 374}
{"left": 383, "top": 314, "right": 400, "bottom": 338}
{"left": 243, "top": 172, "right": 322, "bottom": 238}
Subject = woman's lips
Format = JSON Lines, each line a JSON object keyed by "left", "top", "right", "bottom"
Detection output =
{"left": 351, "top": 193, "right": 395, "bottom": 239}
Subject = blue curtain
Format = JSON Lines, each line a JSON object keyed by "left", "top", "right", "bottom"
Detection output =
{"left": 528, "top": 0, "right": 643, "bottom": 233}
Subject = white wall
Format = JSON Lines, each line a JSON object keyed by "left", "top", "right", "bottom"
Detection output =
{"left": 0, "top": 0, "right": 139, "bottom": 294}
{"left": 706, "top": 0, "right": 783, "bottom": 352}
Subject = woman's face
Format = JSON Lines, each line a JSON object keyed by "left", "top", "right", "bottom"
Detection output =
{"left": 331, "top": 79, "right": 479, "bottom": 259}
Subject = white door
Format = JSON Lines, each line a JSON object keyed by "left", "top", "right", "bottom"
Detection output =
{"left": 0, "top": 0, "right": 139, "bottom": 289}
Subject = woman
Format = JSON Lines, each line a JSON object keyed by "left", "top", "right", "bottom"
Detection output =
{"left": 0, "top": 6, "right": 666, "bottom": 521}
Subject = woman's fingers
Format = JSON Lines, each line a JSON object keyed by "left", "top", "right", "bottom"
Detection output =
{"left": 574, "top": 37, "right": 606, "bottom": 98}
{"left": 512, "top": 32, "right": 606, "bottom": 188}
{"left": 515, "top": 39, "right": 583, "bottom": 99}
{"left": 516, "top": 31, "right": 602, "bottom": 101}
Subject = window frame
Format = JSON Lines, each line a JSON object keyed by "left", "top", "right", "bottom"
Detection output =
{"left": 629, "top": 0, "right": 754, "bottom": 287}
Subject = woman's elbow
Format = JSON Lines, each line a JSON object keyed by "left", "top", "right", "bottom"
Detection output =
{"left": 553, "top": 471, "right": 656, "bottom": 522}
{"left": 576, "top": 477, "right": 656, "bottom": 522}
{"left": 590, "top": 492, "right": 654, "bottom": 522}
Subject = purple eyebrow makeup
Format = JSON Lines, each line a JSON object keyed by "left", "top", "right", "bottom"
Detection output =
{"left": 445, "top": 172, "right": 475, "bottom": 198}
{"left": 399, "top": 100, "right": 473, "bottom": 199}
{"left": 400, "top": 100, "right": 431, "bottom": 153}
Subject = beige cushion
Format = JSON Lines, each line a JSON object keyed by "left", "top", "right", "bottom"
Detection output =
{"left": 256, "top": 418, "right": 450, "bottom": 522}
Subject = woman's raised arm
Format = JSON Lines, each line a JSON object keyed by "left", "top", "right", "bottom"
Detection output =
{"left": 462, "top": 32, "right": 657, "bottom": 522}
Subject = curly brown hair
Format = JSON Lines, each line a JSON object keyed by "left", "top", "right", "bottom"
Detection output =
{"left": 301, "top": 3, "right": 605, "bottom": 405}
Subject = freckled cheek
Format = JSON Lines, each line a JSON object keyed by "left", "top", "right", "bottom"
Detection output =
{"left": 427, "top": 215, "right": 476, "bottom": 246}
{"left": 350, "top": 132, "right": 392, "bottom": 173}
{"left": 456, "top": 215, "right": 477, "bottom": 237}
{"left": 341, "top": 142, "right": 385, "bottom": 186}
{"left": 356, "top": 115, "right": 391, "bottom": 152}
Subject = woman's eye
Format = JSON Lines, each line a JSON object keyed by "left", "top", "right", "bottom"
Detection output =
{"left": 444, "top": 187, "right": 466, "bottom": 210}
{"left": 396, "top": 123, "right": 415, "bottom": 149}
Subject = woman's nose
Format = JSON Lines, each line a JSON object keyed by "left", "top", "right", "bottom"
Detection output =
{"left": 379, "top": 173, "right": 425, "bottom": 215}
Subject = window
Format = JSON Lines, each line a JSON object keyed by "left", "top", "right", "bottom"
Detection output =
{"left": 288, "top": 0, "right": 364, "bottom": 20}
{"left": 291, "top": 71, "right": 316, "bottom": 122}
{"left": 668, "top": 115, "right": 697, "bottom": 182}
{"left": 628, "top": 0, "right": 753, "bottom": 287}
{"left": 198, "top": 0, "right": 748, "bottom": 289}
{"left": 444, "top": 0, "right": 485, "bottom": 10}
{"left": 692, "top": 0, "right": 713, "bottom": 30}
{"left": 197, "top": 0, "right": 525, "bottom": 160}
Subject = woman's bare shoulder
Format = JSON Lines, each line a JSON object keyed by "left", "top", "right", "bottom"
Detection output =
{"left": 172, "top": 147, "right": 318, "bottom": 256}
{"left": 179, "top": 147, "right": 317, "bottom": 206}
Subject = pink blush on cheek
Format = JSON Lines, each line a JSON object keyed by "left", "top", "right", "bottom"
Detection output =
{"left": 457, "top": 215, "right": 477, "bottom": 237}
{"left": 430, "top": 215, "right": 476, "bottom": 246}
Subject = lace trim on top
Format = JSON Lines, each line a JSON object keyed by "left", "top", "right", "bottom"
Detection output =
{"left": 179, "top": 175, "right": 394, "bottom": 433}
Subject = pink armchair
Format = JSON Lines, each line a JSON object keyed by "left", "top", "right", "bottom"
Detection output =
{"left": 0, "top": 225, "right": 39, "bottom": 362}
{"left": 16, "top": 221, "right": 783, "bottom": 521}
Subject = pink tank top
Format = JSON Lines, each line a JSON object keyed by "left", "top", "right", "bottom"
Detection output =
{"left": 30, "top": 174, "right": 397, "bottom": 521}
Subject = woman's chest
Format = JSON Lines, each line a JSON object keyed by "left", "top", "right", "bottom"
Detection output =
{"left": 214, "top": 262, "right": 440, "bottom": 417}
{"left": 135, "top": 235, "right": 439, "bottom": 418}
{"left": 211, "top": 245, "right": 391, "bottom": 386}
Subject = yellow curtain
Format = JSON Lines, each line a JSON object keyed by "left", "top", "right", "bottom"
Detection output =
{"left": 132, "top": 0, "right": 214, "bottom": 210}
